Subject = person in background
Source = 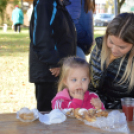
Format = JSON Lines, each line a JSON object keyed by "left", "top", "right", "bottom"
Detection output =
{"left": 29, "top": 0, "right": 76, "bottom": 111}
{"left": 89, "top": 13, "right": 134, "bottom": 109}
{"left": 12, "top": 5, "right": 24, "bottom": 33}
{"left": 52, "top": 57, "right": 105, "bottom": 110}
{"left": 66, "top": 0, "right": 95, "bottom": 59}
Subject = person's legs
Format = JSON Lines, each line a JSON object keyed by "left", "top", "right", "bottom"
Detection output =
{"left": 76, "top": 46, "right": 86, "bottom": 60}
{"left": 18, "top": 24, "right": 21, "bottom": 32}
{"left": 35, "top": 82, "right": 57, "bottom": 111}
{"left": 14, "top": 24, "right": 17, "bottom": 32}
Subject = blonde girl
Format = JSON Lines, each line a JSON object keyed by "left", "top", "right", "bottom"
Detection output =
{"left": 52, "top": 57, "right": 105, "bottom": 110}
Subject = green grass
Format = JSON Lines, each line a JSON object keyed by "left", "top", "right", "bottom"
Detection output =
{"left": 0, "top": 28, "right": 30, "bottom": 56}
{"left": 94, "top": 31, "right": 105, "bottom": 38}
{"left": 0, "top": 27, "right": 105, "bottom": 113}
{"left": 0, "top": 27, "right": 36, "bottom": 113}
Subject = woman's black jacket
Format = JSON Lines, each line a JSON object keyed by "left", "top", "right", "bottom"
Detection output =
{"left": 29, "top": 0, "right": 76, "bottom": 83}
{"left": 89, "top": 37, "right": 134, "bottom": 109}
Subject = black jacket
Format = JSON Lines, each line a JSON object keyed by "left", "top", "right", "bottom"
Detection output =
{"left": 29, "top": 0, "right": 76, "bottom": 83}
{"left": 89, "top": 37, "right": 134, "bottom": 109}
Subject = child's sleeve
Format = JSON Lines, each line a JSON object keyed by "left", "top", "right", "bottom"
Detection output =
{"left": 52, "top": 98, "right": 83, "bottom": 109}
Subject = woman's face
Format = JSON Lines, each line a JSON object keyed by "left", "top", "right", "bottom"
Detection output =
{"left": 107, "top": 35, "right": 133, "bottom": 57}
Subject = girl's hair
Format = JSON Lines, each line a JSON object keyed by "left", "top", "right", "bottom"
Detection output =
{"left": 101, "top": 13, "right": 134, "bottom": 91}
{"left": 84, "top": 0, "right": 95, "bottom": 13}
{"left": 58, "top": 57, "right": 90, "bottom": 92}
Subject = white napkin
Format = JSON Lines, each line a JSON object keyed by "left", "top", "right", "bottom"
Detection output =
{"left": 84, "top": 110, "right": 129, "bottom": 133}
{"left": 39, "top": 109, "right": 66, "bottom": 125}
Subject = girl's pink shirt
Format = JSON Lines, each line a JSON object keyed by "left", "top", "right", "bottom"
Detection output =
{"left": 51, "top": 88, "right": 105, "bottom": 110}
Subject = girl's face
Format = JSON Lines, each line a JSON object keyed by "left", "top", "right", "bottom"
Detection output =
{"left": 63, "top": 67, "right": 90, "bottom": 98}
{"left": 107, "top": 35, "right": 133, "bottom": 57}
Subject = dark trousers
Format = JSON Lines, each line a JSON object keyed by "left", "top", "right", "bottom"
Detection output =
{"left": 35, "top": 82, "right": 57, "bottom": 111}
{"left": 14, "top": 24, "right": 21, "bottom": 32}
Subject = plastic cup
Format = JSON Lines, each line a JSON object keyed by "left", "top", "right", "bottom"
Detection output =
{"left": 121, "top": 97, "right": 134, "bottom": 121}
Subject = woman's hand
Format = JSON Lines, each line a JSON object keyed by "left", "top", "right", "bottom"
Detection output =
{"left": 49, "top": 68, "right": 60, "bottom": 77}
{"left": 90, "top": 98, "right": 102, "bottom": 109}
{"left": 74, "top": 89, "right": 84, "bottom": 100}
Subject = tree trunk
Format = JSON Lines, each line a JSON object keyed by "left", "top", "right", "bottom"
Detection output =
{"left": 118, "top": 0, "right": 126, "bottom": 14}
{"left": 21, "top": 0, "right": 23, "bottom": 11}
{"left": 117, "top": 0, "right": 120, "bottom": 14}
{"left": 1, "top": 12, "right": 4, "bottom": 25}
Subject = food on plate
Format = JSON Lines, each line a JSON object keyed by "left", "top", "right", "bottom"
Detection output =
{"left": 65, "top": 108, "right": 109, "bottom": 122}
{"left": 100, "top": 110, "right": 108, "bottom": 117}
{"left": 74, "top": 108, "right": 80, "bottom": 116}
{"left": 85, "top": 114, "right": 96, "bottom": 122}
{"left": 66, "top": 108, "right": 74, "bottom": 117}
{"left": 18, "top": 107, "right": 35, "bottom": 121}
{"left": 88, "top": 109, "right": 96, "bottom": 116}
{"left": 96, "top": 109, "right": 102, "bottom": 113}
{"left": 78, "top": 108, "right": 88, "bottom": 116}
{"left": 95, "top": 109, "right": 108, "bottom": 117}
{"left": 75, "top": 114, "right": 83, "bottom": 120}
{"left": 19, "top": 112, "right": 34, "bottom": 120}
{"left": 74, "top": 108, "right": 82, "bottom": 119}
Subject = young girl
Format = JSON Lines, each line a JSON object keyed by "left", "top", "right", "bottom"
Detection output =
{"left": 51, "top": 57, "right": 105, "bottom": 110}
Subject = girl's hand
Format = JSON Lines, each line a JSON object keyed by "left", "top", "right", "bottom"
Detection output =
{"left": 49, "top": 68, "right": 60, "bottom": 77}
{"left": 90, "top": 98, "right": 102, "bottom": 109}
{"left": 74, "top": 89, "right": 84, "bottom": 100}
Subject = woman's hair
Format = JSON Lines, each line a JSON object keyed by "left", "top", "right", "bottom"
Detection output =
{"left": 58, "top": 57, "right": 90, "bottom": 92}
{"left": 84, "top": 0, "right": 95, "bottom": 13}
{"left": 101, "top": 13, "right": 134, "bottom": 90}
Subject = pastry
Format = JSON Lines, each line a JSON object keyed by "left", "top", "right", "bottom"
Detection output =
{"left": 18, "top": 107, "right": 35, "bottom": 121}
{"left": 74, "top": 108, "right": 81, "bottom": 116}
{"left": 100, "top": 110, "right": 108, "bottom": 117}
{"left": 85, "top": 114, "right": 96, "bottom": 122}
{"left": 19, "top": 113, "right": 34, "bottom": 120}
{"left": 66, "top": 108, "right": 74, "bottom": 117}
{"left": 75, "top": 114, "right": 83, "bottom": 120}
{"left": 88, "top": 109, "right": 96, "bottom": 116}
{"left": 78, "top": 108, "right": 88, "bottom": 116}
{"left": 94, "top": 109, "right": 109, "bottom": 117}
{"left": 96, "top": 109, "right": 102, "bottom": 113}
{"left": 19, "top": 112, "right": 34, "bottom": 121}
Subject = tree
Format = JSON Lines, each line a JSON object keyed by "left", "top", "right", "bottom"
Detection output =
{"left": 0, "top": 0, "right": 20, "bottom": 25}
{"left": 13, "top": 0, "right": 19, "bottom": 6}
{"left": 0, "top": 0, "right": 9, "bottom": 24}
{"left": 105, "top": 0, "right": 125, "bottom": 14}
{"left": 21, "top": 0, "right": 23, "bottom": 11}
{"left": 117, "top": 0, "right": 126, "bottom": 13}
{"left": 105, "top": 0, "right": 114, "bottom": 13}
